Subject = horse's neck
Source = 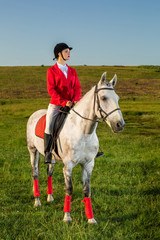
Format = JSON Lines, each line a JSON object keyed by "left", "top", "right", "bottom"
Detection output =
{"left": 71, "top": 86, "right": 98, "bottom": 135}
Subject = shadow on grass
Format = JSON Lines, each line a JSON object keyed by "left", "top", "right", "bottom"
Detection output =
{"left": 140, "top": 187, "right": 160, "bottom": 196}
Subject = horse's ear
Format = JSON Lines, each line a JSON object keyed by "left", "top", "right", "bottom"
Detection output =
{"left": 100, "top": 72, "right": 107, "bottom": 84}
{"left": 110, "top": 74, "right": 117, "bottom": 87}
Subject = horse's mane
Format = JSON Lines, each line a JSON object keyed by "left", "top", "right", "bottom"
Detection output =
{"left": 74, "top": 85, "right": 95, "bottom": 108}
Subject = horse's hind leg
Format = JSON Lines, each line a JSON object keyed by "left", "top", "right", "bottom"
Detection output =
{"left": 29, "top": 147, "right": 41, "bottom": 207}
{"left": 47, "top": 164, "right": 54, "bottom": 203}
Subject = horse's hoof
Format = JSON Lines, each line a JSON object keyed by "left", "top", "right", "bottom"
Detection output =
{"left": 88, "top": 218, "right": 97, "bottom": 224}
{"left": 34, "top": 197, "right": 41, "bottom": 207}
{"left": 63, "top": 212, "right": 72, "bottom": 223}
{"left": 47, "top": 194, "right": 54, "bottom": 202}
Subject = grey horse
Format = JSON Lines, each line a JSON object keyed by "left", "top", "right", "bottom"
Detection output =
{"left": 26, "top": 72, "right": 125, "bottom": 224}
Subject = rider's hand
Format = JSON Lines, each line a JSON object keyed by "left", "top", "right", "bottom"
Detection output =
{"left": 66, "top": 101, "right": 73, "bottom": 108}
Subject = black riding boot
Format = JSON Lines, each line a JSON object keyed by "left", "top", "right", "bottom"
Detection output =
{"left": 96, "top": 151, "right": 104, "bottom": 158}
{"left": 44, "top": 133, "right": 52, "bottom": 164}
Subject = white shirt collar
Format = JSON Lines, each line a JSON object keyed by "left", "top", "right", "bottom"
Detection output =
{"left": 57, "top": 62, "right": 68, "bottom": 78}
{"left": 57, "top": 62, "right": 67, "bottom": 69}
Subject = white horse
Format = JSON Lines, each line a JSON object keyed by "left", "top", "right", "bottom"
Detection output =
{"left": 26, "top": 72, "right": 125, "bottom": 224}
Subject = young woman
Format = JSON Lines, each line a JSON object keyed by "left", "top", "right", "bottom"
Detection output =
{"left": 44, "top": 43, "right": 81, "bottom": 164}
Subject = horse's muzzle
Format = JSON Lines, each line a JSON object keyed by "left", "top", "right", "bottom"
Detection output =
{"left": 111, "top": 120, "right": 125, "bottom": 133}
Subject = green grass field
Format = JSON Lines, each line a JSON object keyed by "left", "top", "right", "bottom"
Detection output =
{"left": 0, "top": 65, "right": 160, "bottom": 240}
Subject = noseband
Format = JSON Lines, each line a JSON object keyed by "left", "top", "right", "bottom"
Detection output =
{"left": 72, "top": 84, "right": 120, "bottom": 123}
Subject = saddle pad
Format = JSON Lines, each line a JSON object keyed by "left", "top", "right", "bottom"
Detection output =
{"left": 35, "top": 114, "right": 46, "bottom": 139}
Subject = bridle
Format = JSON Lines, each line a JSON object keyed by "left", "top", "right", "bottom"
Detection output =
{"left": 94, "top": 84, "right": 120, "bottom": 121}
{"left": 72, "top": 84, "right": 120, "bottom": 123}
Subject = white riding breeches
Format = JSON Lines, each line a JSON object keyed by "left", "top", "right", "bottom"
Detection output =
{"left": 45, "top": 104, "right": 61, "bottom": 134}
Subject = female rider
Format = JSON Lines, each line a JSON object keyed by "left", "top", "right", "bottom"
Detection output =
{"left": 44, "top": 43, "right": 81, "bottom": 164}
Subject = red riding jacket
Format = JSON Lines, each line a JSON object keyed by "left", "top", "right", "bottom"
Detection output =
{"left": 47, "top": 63, "right": 81, "bottom": 107}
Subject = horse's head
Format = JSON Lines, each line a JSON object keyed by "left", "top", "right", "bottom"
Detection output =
{"left": 95, "top": 72, "right": 125, "bottom": 133}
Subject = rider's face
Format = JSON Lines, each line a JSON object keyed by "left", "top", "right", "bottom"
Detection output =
{"left": 58, "top": 48, "right": 70, "bottom": 61}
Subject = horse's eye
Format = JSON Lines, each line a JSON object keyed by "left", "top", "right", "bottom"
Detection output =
{"left": 101, "top": 96, "right": 107, "bottom": 101}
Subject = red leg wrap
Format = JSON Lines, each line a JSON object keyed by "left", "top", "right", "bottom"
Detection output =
{"left": 47, "top": 176, "right": 53, "bottom": 195}
{"left": 34, "top": 179, "right": 40, "bottom": 197}
{"left": 63, "top": 195, "right": 71, "bottom": 212}
{"left": 81, "top": 197, "right": 94, "bottom": 219}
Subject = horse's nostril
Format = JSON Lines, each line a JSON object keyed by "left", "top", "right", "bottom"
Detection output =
{"left": 117, "top": 122, "right": 122, "bottom": 128}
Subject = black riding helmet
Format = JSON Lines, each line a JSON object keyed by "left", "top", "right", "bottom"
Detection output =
{"left": 53, "top": 43, "right": 72, "bottom": 60}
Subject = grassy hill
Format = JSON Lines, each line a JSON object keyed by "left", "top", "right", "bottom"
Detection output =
{"left": 0, "top": 65, "right": 160, "bottom": 99}
{"left": 0, "top": 65, "right": 160, "bottom": 239}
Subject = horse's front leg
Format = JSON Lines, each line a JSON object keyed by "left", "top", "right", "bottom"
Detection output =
{"left": 63, "top": 162, "right": 73, "bottom": 223}
{"left": 47, "top": 164, "right": 54, "bottom": 203}
{"left": 29, "top": 148, "right": 41, "bottom": 207}
{"left": 81, "top": 161, "right": 97, "bottom": 224}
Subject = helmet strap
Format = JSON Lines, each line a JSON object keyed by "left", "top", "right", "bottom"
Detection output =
{"left": 61, "top": 52, "right": 66, "bottom": 61}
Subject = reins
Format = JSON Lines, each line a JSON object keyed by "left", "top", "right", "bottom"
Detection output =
{"left": 71, "top": 84, "right": 120, "bottom": 123}
{"left": 72, "top": 108, "right": 102, "bottom": 123}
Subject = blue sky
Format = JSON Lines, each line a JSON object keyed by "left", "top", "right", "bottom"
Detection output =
{"left": 0, "top": 0, "right": 160, "bottom": 66}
